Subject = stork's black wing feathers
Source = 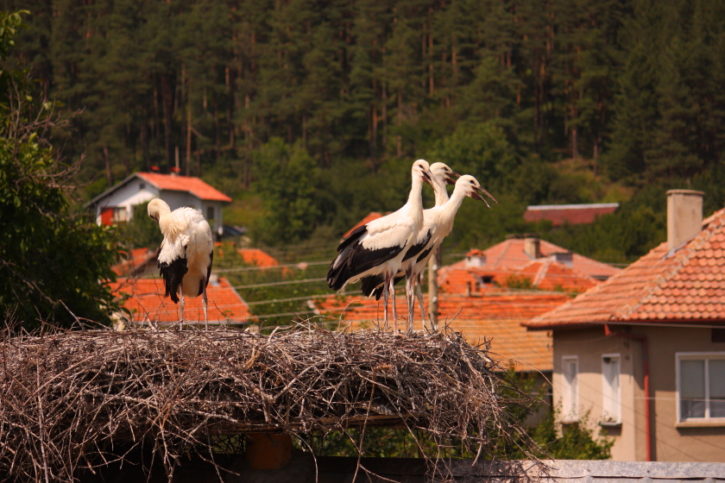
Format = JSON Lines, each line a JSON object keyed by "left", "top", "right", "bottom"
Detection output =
{"left": 403, "top": 230, "right": 432, "bottom": 261}
{"left": 364, "top": 274, "right": 404, "bottom": 300}
{"left": 327, "top": 243, "right": 404, "bottom": 291}
{"left": 416, "top": 245, "right": 435, "bottom": 264}
{"left": 197, "top": 250, "right": 213, "bottom": 296}
{"left": 336, "top": 224, "right": 367, "bottom": 252}
{"left": 159, "top": 256, "right": 188, "bottom": 303}
{"left": 361, "top": 274, "right": 385, "bottom": 297}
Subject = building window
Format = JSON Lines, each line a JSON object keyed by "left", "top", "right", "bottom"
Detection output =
{"left": 206, "top": 206, "right": 215, "bottom": 221}
{"left": 562, "top": 356, "right": 579, "bottom": 422}
{"left": 601, "top": 354, "right": 621, "bottom": 424}
{"left": 677, "top": 353, "right": 725, "bottom": 422}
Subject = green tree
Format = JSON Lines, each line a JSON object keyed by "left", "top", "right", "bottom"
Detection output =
{"left": 0, "top": 11, "right": 117, "bottom": 331}
{"left": 252, "top": 138, "right": 322, "bottom": 245}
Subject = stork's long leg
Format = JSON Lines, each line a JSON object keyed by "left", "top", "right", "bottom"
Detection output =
{"left": 178, "top": 292, "right": 185, "bottom": 329}
{"left": 382, "top": 273, "right": 390, "bottom": 330}
{"left": 390, "top": 275, "right": 398, "bottom": 333}
{"left": 405, "top": 269, "right": 415, "bottom": 333}
{"left": 415, "top": 280, "right": 428, "bottom": 329}
{"left": 202, "top": 288, "right": 208, "bottom": 330}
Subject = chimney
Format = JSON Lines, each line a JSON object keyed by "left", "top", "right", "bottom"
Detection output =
{"left": 524, "top": 236, "right": 541, "bottom": 259}
{"left": 667, "top": 189, "right": 703, "bottom": 251}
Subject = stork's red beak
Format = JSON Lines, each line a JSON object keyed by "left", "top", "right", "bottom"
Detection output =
{"left": 445, "top": 170, "right": 461, "bottom": 185}
{"left": 472, "top": 186, "right": 497, "bottom": 208}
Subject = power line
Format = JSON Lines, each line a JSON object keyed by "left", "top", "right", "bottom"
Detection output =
{"left": 232, "top": 277, "right": 327, "bottom": 290}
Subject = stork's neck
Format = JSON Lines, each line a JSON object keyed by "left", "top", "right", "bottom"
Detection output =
{"left": 407, "top": 174, "right": 425, "bottom": 223}
{"left": 432, "top": 178, "right": 449, "bottom": 206}
{"left": 438, "top": 184, "right": 467, "bottom": 222}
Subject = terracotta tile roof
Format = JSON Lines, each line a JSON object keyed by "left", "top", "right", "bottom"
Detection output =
{"left": 525, "top": 208, "right": 725, "bottom": 329}
{"left": 111, "top": 247, "right": 156, "bottom": 276}
{"left": 313, "top": 291, "right": 571, "bottom": 371}
{"left": 237, "top": 248, "right": 281, "bottom": 268}
{"left": 137, "top": 172, "right": 232, "bottom": 203}
{"left": 524, "top": 203, "right": 619, "bottom": 226}
{"left": 109, "top": 277, "right": 251, "bottom": 324}
{"left": 451, "top": 237, "right": 620, "bottom": 280}
{"left": 439, "top": 259, "right": 598, "bottom": 294}
{"left": 342, "top": 212, "right": 385, "bottom": 239}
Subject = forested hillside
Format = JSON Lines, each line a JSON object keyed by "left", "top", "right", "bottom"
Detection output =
{"left": 7, "top": 0, "right": 724, "bottom": 262}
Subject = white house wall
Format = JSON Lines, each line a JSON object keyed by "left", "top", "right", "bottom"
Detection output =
{"left": 94, "top": 178, "right": 158, "bottom": 224}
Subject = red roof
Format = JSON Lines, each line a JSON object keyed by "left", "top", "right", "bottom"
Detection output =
{"left": 454, "top": 237, "right": 620, "bottom": 280}
{"left": 237, "top": 248, "right": 280, "bottom": 268}
{"left": 439, "top": 258, "right": 598, "bottom": 294}
{"left": 314, "top": 291, "right": 571, "bottom": 371}
{"left": 109, "top": 277, "right": 251, "bottom": 324}
{"left": 524, "top": 203, "right": 619, "bottom": 226}
{"left": 525, "top": 208, "right": 725, "bottom": 329}
{"left": 342, "top": 212, "right": 385, "bottom": 239}
{"left": 111, "top": 247, "right": 156, "bottom": 276}
{"left": 137, "top": 172, "right": 232, "bottom": 203}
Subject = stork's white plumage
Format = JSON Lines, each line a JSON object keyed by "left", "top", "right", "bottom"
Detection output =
{"left": 327, "top": 159, "right": 432, "bottom": 330}
{"left": 148, "top": 198, "right": 214, "bottom": 327}
{"left": 363, "top": 172, "right": 497, "bottom": 331}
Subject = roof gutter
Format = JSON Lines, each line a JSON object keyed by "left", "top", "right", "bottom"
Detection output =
{"left": 604, "top": 324, "right": 652, "bottom": 461}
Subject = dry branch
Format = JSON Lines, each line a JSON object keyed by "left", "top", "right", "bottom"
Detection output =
{"left": 0, "top": 326, "right": 526, "bottom": 481}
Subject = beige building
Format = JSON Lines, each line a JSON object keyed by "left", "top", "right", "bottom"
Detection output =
{"left": 525, "top": 190, "right": 725, "bottom": 462}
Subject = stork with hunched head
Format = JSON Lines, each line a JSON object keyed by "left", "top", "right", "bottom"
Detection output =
{"left": 148, "top": 198, "right": 214, "bottom": 328}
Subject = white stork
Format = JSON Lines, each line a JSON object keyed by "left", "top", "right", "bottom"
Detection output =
{"left": 147, "top": 198, "right": 214, "bottom": 328}
{"left": 362, "top": 173, "right": 497, "bottom": 331}
{"left": 327, "top": 159, "right": 432, "bottom": 331}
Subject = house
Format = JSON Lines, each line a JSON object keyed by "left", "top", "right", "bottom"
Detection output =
{"left": 111, "top": 247, "right": 157, "bottom": 277}
{"left": 314, "top": 290, "right": 570, "bottom": 373}
{"left": 524, "top": 202, "right": 619, "bottom": 226}
{"left": 440, "top": 251, "right": 600, "bottom": 294}
{"left": 444, "top": 235, "right": 620, "bottom": 283}
{"left": 109, "top": 276, "right": 251, "bottom": 326}
{"left": 524, "top": 190, "right": 725, "bottom": 462}
{"left": 86, "top": 171, "right": 232, "bottom": 236}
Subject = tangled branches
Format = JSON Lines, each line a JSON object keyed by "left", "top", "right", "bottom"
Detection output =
{"left": 0, "top": 326, "right": 528, "bottom": 481}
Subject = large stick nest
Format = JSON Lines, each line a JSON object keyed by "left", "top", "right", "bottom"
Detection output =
{"left": 0, "top": 326, "right": 527, "bottom": 481}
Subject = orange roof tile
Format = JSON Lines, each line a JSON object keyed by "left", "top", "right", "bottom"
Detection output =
{"left": 525, "top": 208, "right": 725, "bottom": 329}
{"left": 314, "top": 291, "right": 570, "bottom": 371}
{"left": 109, "top": 277, "right": 251, "bottom": 324}
{"left": 137, "top": 172, "right": 232, "bottom": 203}
{"left": 438, "top": 258, "right": 598, "bottom": 294}
{"left": 111, "top": 247, "right": 156, "bottom": 276}
{"left": 237, "top": 248, "right": 281, "bottom": 268}
{"left": 342, "top": 212, "right": 386, "bottom": 239}
{"left": 448, "top": 237, "right": 620, "bottom": 280}
{"left": 524, "top": 203, "right": 619, "bottom": 226}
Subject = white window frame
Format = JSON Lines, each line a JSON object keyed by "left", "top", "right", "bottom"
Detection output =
{"left": 601, "top": 353, "right": 621, "bottom": 424}
{"left": 676, "top": 352, "right": 725, "bottom": 423}
{"left": 561, "top": 355, "right": 579, "bottom": 422}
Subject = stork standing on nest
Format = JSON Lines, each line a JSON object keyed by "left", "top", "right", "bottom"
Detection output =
{"left": 327, "top": 159, "right": 432, "bottom": 331}
{"left": 148, "top": 198, "right": 214, "bottom": 328}
{"left": 363, "top": 173, "right": 497, "bottom": 331}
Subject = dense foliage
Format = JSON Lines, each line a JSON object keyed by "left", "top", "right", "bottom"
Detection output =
{"left": 6, "top": 0, "right": 725, "bottom": 262}
{"left": 0, "top": 11, "right": 117, "bottom": 330}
